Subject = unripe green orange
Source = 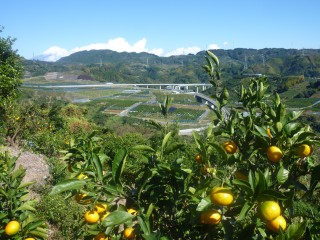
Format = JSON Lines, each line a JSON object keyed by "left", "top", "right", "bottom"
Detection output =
{"left": 259, "top": 201, "right": 281, "bottom": 221}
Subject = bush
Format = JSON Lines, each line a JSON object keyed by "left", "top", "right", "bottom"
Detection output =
{"left": 37, "top": 194, "right": 83, "bottom": 239}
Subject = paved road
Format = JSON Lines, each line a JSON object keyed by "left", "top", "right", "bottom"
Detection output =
{"left": 118, "top": 102, "right": 142, "bottom": 116}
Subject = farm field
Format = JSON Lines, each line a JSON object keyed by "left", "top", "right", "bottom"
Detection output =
{"left": 22, "top": 84, "right": 215, "bottom": 127}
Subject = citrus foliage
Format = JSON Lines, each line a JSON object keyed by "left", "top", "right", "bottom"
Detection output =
{"left": 46, "top": 51, "right": 320, "bottom": 239}
{"left": 0, "top": 150, "right": 48, "bottom": 239}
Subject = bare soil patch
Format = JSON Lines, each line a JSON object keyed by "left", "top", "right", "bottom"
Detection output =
{"left": 3, "top": 146, "right": 51, "bottom": 186}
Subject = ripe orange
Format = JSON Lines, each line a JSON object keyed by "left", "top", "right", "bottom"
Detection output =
{"left": 194, "top": 154, "right": 202, "bottom": 163}
{"left": 296, "top": 144, "right": 313, "bottom": 158}
{"left": 266, "top": 215, "right": 287, "bottom": 233}
{"left": 95, "top": 232, "right": 107, "bottom": 240}
{"left": 127, "top": 208, "right": 138, "bottom": 215}
{"left": 94, "top": 203, "right": 108, "bottom": 213}
{"left": 210, "top": 187, "right": 234, "bottom": 206}
{"left": 77, "top": 173, "right": 88, "bottom": 180}
{"left": 259, "top": 201, "right": 281, "bottom": 221}
{"left": 75, "top": 193, "right": 91, "bottom": 204}
{"left": 223, "top": 141, "right": 238, "bottom": 154}
{"left": 235, "top": 170, "right": 248, "bottom": 181}
{"left": 25, "top": 238, "right": 36, "bottom": 240}
{"left": 267, "top": 146, "right": 283, "bottom": 163}
{"left": 123, "top": 227, "right": 135, "bottom": 239}
{"left": 5, "top": 220, "right": 20, "bottom": 236}
{"left": 100, "top": 211, "right": 110, "bottom": 221}
{"left": 267, "top": 128, "right": 273, "bottom": 139}
{"left": 84, "top": 210, "right": 99, "bottom": 224}
{"left": 200, "top": 209, "right": 222, "bottom": 225}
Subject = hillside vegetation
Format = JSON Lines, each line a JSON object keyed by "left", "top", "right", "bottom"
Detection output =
{"left": 23, "top": 48, "right": 320, "bottom": 85}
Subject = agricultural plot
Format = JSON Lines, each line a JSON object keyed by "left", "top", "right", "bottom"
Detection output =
{"left": 129, "top": 103, "right": 207, "bottom": 122}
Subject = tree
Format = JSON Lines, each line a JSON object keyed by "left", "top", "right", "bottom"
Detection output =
{"left": 0, "top": 27, "right": 23, "bottom": 144}
{"left": 0, "top": 27, "right": 23, "bottom": 119}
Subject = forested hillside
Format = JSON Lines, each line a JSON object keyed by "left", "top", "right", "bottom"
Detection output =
{"left": 23, "top": 48, "right": 320, "bottom": 85}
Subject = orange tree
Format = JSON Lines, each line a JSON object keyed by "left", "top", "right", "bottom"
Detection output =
{"left": 50, "top": 51, "right": 320, "bottom": 239}
{"left": 0, "top": 149, "right": 48, "bottom": 239}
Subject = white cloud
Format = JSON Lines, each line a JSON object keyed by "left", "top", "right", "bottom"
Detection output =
{"left": 165, "top": 46, "right": 201, "bottom": 57}
{"left": 36, "top": 38, "right": 207, "bottom": 61}
{"left": 38, "top": 46, "right": 69, "bottom": 61}
{"left": 223, "top": 41, "right": 228, "bottom": 46}
{"left": 207, "top": 43, "right": 220, "bottom": 50}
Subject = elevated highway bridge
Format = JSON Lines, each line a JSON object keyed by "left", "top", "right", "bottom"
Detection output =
{"left": 25, "top": 83, "right": 212, "bottom": 93}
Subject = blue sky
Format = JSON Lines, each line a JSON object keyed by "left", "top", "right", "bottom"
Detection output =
{"left": 1, "top": 0, "right": 320, "bottom": 61}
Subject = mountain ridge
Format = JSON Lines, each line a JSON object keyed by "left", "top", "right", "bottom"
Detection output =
{"left": 23, "top": 48, "right": 320, "bottom": 85}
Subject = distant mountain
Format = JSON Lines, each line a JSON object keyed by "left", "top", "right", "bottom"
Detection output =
{"left": 23, "top": 48, "right": 320, "bottom": 85}
{"left": 57, "top": 49, "right": 159, "bottom": 65}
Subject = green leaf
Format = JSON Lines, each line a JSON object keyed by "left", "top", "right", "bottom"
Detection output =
{"left": 253, "top": 125, "right": 269, "bottom": 138}
{"left": 276, "top": 103, "right": 286, "bottom": 122}
{"left": 284, "top": 221, "right": 307, "bottom": 240}
{"left": 92, "top": 154, "right": 103, "bottom": 182}
{"left": 207, "top": 50, "right": 219, "bottom": 66}
{"left": 98, "top": 153, "right": 109, "bottom": 165}
{"left": 277, "top": 166, "right": 289, "bottom": 184}
{"left": 237, "top": 202, "right": 253, "bottom": 221}
{"left": 255, "top": 170, "right": 267, "bottom": 195}
{"left": 49, "top": 179, "right": 86, "bottom": 195}
{"left": 232, "top": 179, "right": 253, "bottom": 195}
{"left": 0, "top": 187, "right": 8, "bottom": 198}
{"left": 24, "top": 220, "right": 46, "bottom": 231}
{"left": 275, "top": 93, "right": 281, "bottom": 107}
{"left": 146, "top": 203, "right": 155, "bottom": 219}
{"left": 257, "top": 227, "right": 267, "bottom": 238}
{"left": 138, "top": 216, "right": 150, "bottom": 235}
{"left": 287, "top": 110, "right": 304, "bottom": 121}
{"left": 102, "top": 211, "right": 135, "bottom": 227}
{"left": 258, "top": 189, "right": 288, "bottom": 201}
{"left": 15, "top": 201, "right": 37, "bottom": 212}
{"left": 276, "top": 121, "right": 283, "bottom": 132}
{"left": 29, "top": 228, "right": 48, "bottom": 239}
{"left": 131, "top": 145, "right": 155, "bottom": 152}
{"left": 103, "top": 184, "right": 122, "bottom": 196}
{"left": 207, "top": 142, "right": 228, "bottom": 161}
{"left": 296, "top": 131, "right": 316, "bottom": 142}
{"left": 112, "top": 148, "right": 127, "bottom": 184}
{"left": 305, "top": 165, "right": 320, "bottom": 197}
{"left": 11, "top": 166, "right": 26, "bottom": 180}
{"left": 161, "top": 131, "right": 172, "bottom": 150}
{"left": 248, "top": 171, "right": 256, "bottom": 193}
{"left": 284, "top": 122, "right": 301, "bottom": 136}
{"left": 164, "top": 143, "right": 185, "bottom": 155}
{"left": 17, "top": 181, "right": 36, "bottom": 190}
{"left": 196, "top": 197, "right": 211, "bottom": 211}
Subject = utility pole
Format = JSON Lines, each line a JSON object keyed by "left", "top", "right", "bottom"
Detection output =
{"left": 244, "top": 55, "right": 248, "bottom": 71}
